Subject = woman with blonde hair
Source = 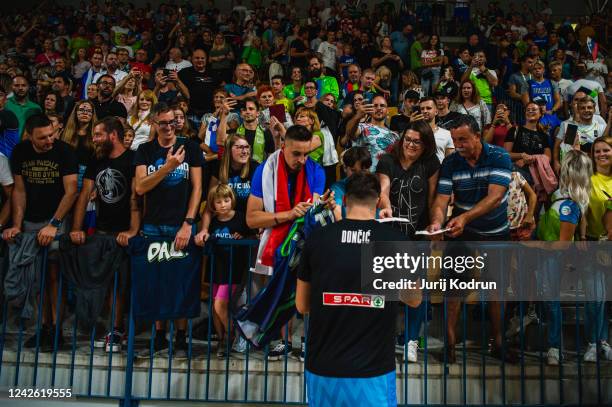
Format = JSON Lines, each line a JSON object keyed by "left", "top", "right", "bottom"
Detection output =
{"left": 127, "top": 89, "right": 157, "bottom": 151}
{"left": 61, "top": 100, "right": 98, "bottom": 188}
{"left": 173, "top": 104, "right": 196, "bottom": 140}
{"left": 114, "top": 72, "right": 142, "bottom": 112}
{"left": 536, "top": 150, "right": 593, "bottom": 366}
{"left": 581, "top": 136, "right": 612, "bottom": 362}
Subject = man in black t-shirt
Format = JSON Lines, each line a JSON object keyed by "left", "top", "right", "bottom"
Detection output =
{"left": 70, "top": 117, "right": 140, "bottom": 353}
{"left": 134, "top": 103, "right": 203, "bottom": 357}
{"left": 289, "top": 28, "right": 310, "bottom": 69}
{"left": 434, "top": 88, "right": 464, "bottom": 130}
{"left": 178, "top": 49, "right": 218, "bottom": 130}
{"left": 3, "top": 114, "right": 78, "bottom": 351}
{"left": 92, "top": 75, "right": 128, "bottom": 119}
{"left": 297, "top": 173, "right": 416, "bottom": 406}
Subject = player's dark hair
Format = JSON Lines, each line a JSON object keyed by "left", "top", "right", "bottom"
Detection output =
{"left": 285, "top": 125, "right": 313, "bottom": 142}
{"left": 342, "top": 146, "right": 372, "bottom": 170}
{"left": 25, "top": 114, "right": 52, "bottom": 135}
{"left": 345, "top": 173, "right": 380, "bottom": 205}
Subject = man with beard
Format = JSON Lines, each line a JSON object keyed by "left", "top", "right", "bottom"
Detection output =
{"left": 217, "top": 97, "right": 278, "bottom": 164}
{"left": 51, "top": 75, "right": 74, "bottom": 118}
{"left": 70, "top": 116, "right": 139, "bottom": 353}
{"left": 93, "top": 52, "right": 127, "bottom": 85}
{"left": 247, "top": 125, "right": 328, "bottom": 359}
{"left": 178, "top": 49, "right": 218, "bottom": 130}
{"left": 134, "top": 103, "right": 203, "bottom": 357}
{"left": 3, "top": 114, "right": 78, "bottom": 351}
{"left": 345, "top": 94, "right": 399, "bottom": 171}
{"left": 6, "top": 75, "right": 42, "bottom": 137}
{"left": 303, "top": 55, "right": 339, "bottom": 102}
{"left": 92, "top": 75, "right": 128, "bottom": 119}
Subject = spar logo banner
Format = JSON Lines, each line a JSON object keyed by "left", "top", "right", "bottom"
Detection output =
{"left": 323, "top": 293, "right": 385, "bottom": 309}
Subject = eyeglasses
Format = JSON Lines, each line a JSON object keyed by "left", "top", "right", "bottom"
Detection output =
{"left": 404, "top": 137, "right": 423, "bottom": 146}
{"left": 98, "top": 81, "right": 113, "bottom": 86}
{"left": 77, "top": 108, "right": 93, "bottom": 114}
{"left": 156, "top": 120, "right": 177, "bottom": 127}
{"left": 233, "top": 145, "right": 250, "bottom": 151}
{"left": 373, "top": 104, "right": 387, "bottom": 108}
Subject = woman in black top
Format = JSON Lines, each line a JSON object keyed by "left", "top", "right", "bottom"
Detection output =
{"left": 377, "top": 120, "right": 440, "bottom": 239}
{"left": 504, "top": 101, "right": 551, "bottom": 184}
{"left": 60, "top": 100, "right": 98, "bottom": 190}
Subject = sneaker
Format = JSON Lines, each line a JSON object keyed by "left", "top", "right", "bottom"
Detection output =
{"left": 94, "top": 333, "right": 106, "bottom": 348}
{"left": 406, "top": 340, "right": 418, "bottom": 363}
{"left": 505, "top": 309, "right": 539, "bottom": 338}
{"left": 584, "top": 341, "right": 612, "bottom": 362}
{"left": 584, "top": 343, "right": 597, "bottom": 362}
{"left": 105, "top": 330, "right": 124, "bottom": 353}
{"left": 24, "top": 326, "right": 51, "bottom": 349}
{"left": 267, "top": 341, "right": 292, "bottom": 361}
{"left": 173, "top": 336, "right": 188, "bottom": 359}
{"left": 547, "top": 347, "right": 560, "bottom": 366}
{"left": 299, "top": 339, "right": 305, "bottom": 362}
{"left": 137, "top": 332, "right": 169, "bottom": 358}
{"left": 602, "top": 341, "right": 612, "bottom": 361}
{"left": 231, "top": 336, "right": 248, "bottom": 359}
{"left": 217, "top": 340, "right": 228, "bottom": 359}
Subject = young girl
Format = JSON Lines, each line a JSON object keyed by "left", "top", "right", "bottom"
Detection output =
{"left": 195, "top": 185, "right": 251, "bottom": 358}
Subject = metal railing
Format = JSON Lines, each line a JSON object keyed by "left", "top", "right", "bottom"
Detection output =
{"left": 0, "top": 237, "right": 609, "bottom": 406}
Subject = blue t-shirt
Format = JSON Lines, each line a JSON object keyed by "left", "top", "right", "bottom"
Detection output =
{"left": 539, "top": 113, "right": 561, "bottom": 148}
{"left": 558, "top": 200, "right": 580, "bottom": 225}
{"left": 528, "top": 79, "right": 555, "bottom": 112}
{"left": 250, "top": 157, "right": 325, "bottom": 202}
{"left": 224, "top": 83, "right": 256, "bottom": 98}
{"left": 437, "top": 143, "right": 512, "bottom": 236}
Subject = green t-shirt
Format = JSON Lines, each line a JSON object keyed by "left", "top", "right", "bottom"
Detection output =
{"left": 410, "top": 41, "right": 423, "bottom": 70}
{"left": 6, "top": 97, "right": 42, "bottom": 137}
{"left": 469, "top": 69, "right": 495, "bottom": 104}
{"left": 241, "top": 46, "right": 263, "bottom": 69}
{"left": 308, "top": 131, "right": 325, "bottom": 163}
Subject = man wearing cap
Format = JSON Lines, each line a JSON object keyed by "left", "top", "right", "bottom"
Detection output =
{"left": 434, "top": 88, "right": 464, "bottom": 130}
{"left": 390, "top": 89, "right": 420, "bottom": 134}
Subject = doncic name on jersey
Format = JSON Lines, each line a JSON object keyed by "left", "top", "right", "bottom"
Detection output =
{"left": 147, "top": 241, "right": 188, "bottom": 262}
{"left": 148, "top": 157, "right": 190, "bottom": 186}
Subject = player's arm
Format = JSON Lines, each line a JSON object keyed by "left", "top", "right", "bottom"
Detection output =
{"left": 72, "top": 178, "right": 95, "bottom": 233}
{"left": 296, "top": 279, "right": 311, "bottom": 314}
{"left": 246, "top": 195, "right": 305, "bottom": 229}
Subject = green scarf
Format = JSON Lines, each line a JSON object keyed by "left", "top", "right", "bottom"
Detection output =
{"left": 238, "top": 124, "right": 266, "bottom": 163}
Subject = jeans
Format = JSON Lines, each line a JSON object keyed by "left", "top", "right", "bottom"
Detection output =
{"left": 420, "top": 68, "right": 440, "bottom": 97}
{"left": 583, "top": 264, "right": 608, "bottom": 343}
{"left": 536, "top": 254, "right": 562, "bottom": 348}
{"left": 406, "top": 302, "right": 426, "bottom": 341}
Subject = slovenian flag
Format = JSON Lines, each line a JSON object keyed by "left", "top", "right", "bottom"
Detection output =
{"left": 586, "top": 37, "right": 598, "bottom": 62}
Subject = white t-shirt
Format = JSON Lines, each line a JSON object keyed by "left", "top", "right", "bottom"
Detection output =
{"left": 556, "top": 118, "right": 607, "bottom": 156}
{"left": 565, "top": 78, "right": 604, "bottom": 115}
{"left": 165, "top": 59, "right": 193, "bottom": 72}
{"left": 553, "top": 78, "right": 573, "bottom": 101}
{"left": 317, "top": 41, "right": 338, "bottom": 71}
{"left": 0, "top": 153, "right": 13, "bottom": 187}
{"left": 434, "top": 126, "right": 454, "bottom": 164}
{"left": 92, "top": 69, "right": 127, "bottom": 85}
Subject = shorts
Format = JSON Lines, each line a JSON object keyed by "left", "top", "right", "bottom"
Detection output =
{"left": 305, "top": 370, "right": 397, "bottom": 407}
{"left": 212, "top": 284, "right": 240, "bottom": 301}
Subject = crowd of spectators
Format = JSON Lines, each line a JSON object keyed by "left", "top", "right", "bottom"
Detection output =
{"left": 0, "top": 0, "right": 611, "bottom": 366}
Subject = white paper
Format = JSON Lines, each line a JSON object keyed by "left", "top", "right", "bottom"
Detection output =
{"left": 414, "top": 228, "right": 451, "bottom": 236}
{"left": 376, "top": 217, "right": 411, "bottom": 223}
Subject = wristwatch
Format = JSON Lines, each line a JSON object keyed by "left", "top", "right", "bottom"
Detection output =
{"left": 184, "top": 217, "right": 195, "bottom": 225}
{"left": 49, "top": 218, "right": 63, "bottom": 228}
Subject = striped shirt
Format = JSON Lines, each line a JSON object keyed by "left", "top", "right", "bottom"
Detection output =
{"left": 437, "top": 143, "right": 512, "bottom": 236}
